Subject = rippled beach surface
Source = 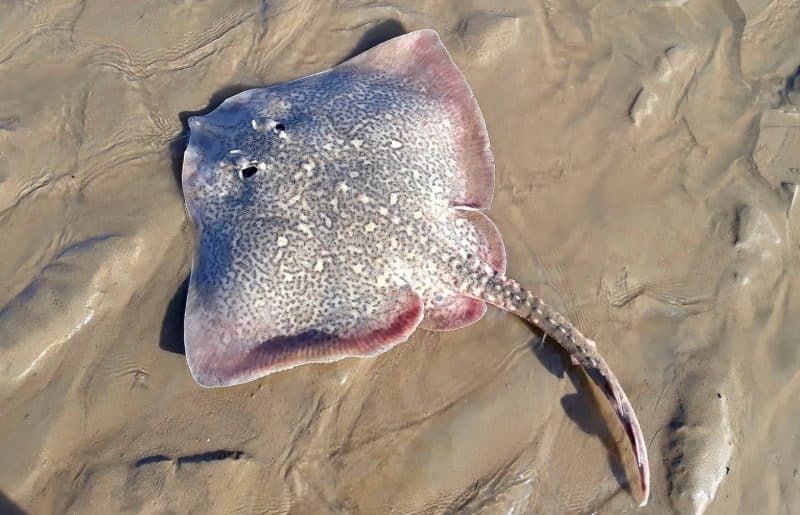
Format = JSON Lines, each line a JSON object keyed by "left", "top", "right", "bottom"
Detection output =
{"left": 1, "top": 1, "right": 799, "bottom": 513}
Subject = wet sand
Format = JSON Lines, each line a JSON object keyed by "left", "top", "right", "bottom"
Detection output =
{"left": 1, "top": 1, "right": 799, "bottom": 513}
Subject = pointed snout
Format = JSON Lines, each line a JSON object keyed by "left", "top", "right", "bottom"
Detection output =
{"left": 188, "top": 116, "right": 212, "bottom": 131}
{"left": 182, "top": 117, "right": 228, "bottom": 191}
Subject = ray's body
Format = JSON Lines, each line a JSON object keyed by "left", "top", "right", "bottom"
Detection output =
{"left": 182, "top": 30, "right": 649, "bottom": 504}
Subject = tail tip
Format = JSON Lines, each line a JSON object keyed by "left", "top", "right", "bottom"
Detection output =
{"left": 638, "top": 469, "right": 650, "bottom": 507}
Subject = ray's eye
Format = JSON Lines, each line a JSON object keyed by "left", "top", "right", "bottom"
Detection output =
{"left": 274, "top": 123, "right": 285, "bottom": 132}
{"left": 241, "top": 166, "right": 258, "bottom": 179}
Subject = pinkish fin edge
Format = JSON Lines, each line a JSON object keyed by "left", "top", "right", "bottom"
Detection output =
{"left": 346, "top": 29, "right": 495, "bottom": 208}
{"left": 185, "top": 289, "right": 424, "bottom": 387}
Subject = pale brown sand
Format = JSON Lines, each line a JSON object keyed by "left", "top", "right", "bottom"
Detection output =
{"left": 1, "top": 1, "right": 799, "bottom": 513}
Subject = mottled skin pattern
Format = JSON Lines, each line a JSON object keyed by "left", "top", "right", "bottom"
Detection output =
{"left": 182, "top": 30, "right": 649, "bottom": 504}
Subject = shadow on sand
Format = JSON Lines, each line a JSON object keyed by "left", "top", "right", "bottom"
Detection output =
{"left": 336, "top": 19, "right": 407, "bottom": 64}
{"left": 159, "top": 276, "right": 188, "bottom": 355}
{"left": 0, "top": 491, "right": 26, "bottom": 515}
{"left": 529, "top": 331, "right": 631, "bottom": 499}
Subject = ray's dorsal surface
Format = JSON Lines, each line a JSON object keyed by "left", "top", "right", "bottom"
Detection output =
{"left": 181, "top": 30, "right": 649, "bottom": 505}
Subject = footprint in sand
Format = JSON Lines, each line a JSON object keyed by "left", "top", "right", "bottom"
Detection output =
{"left": 456, "top": 11, "right": 523, "bottom": 64}
{"left": 629, "top": 46, "right": 697, "bottom": 128}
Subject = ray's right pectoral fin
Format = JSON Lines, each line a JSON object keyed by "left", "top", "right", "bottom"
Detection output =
{"left": 345, "top": 29, "right": 495, "bottom": 209}
{"left": 184, "top": 284, "right": 424, "bottom": 387}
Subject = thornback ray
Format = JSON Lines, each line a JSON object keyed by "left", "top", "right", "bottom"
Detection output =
{"left": 181, "top": 29, "right": 650, "bottom": 505}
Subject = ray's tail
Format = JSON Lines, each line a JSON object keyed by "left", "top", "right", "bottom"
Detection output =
{"left": 458, "top": 258, "right": 650, "bottom": 506}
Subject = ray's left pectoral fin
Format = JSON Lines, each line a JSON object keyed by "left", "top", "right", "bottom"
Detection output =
{"left": 421, "top": 295, "right": 486, "bottom": 331}
{"left": 184, "top": 285, "right": 424, "bottom": 387}
{"left": 422, "top": 209, "right": 506, "bottom": 331}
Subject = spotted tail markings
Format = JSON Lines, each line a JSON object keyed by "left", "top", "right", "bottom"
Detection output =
{"left": 454, "top": 253, "right": 650, "bottom": 506}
